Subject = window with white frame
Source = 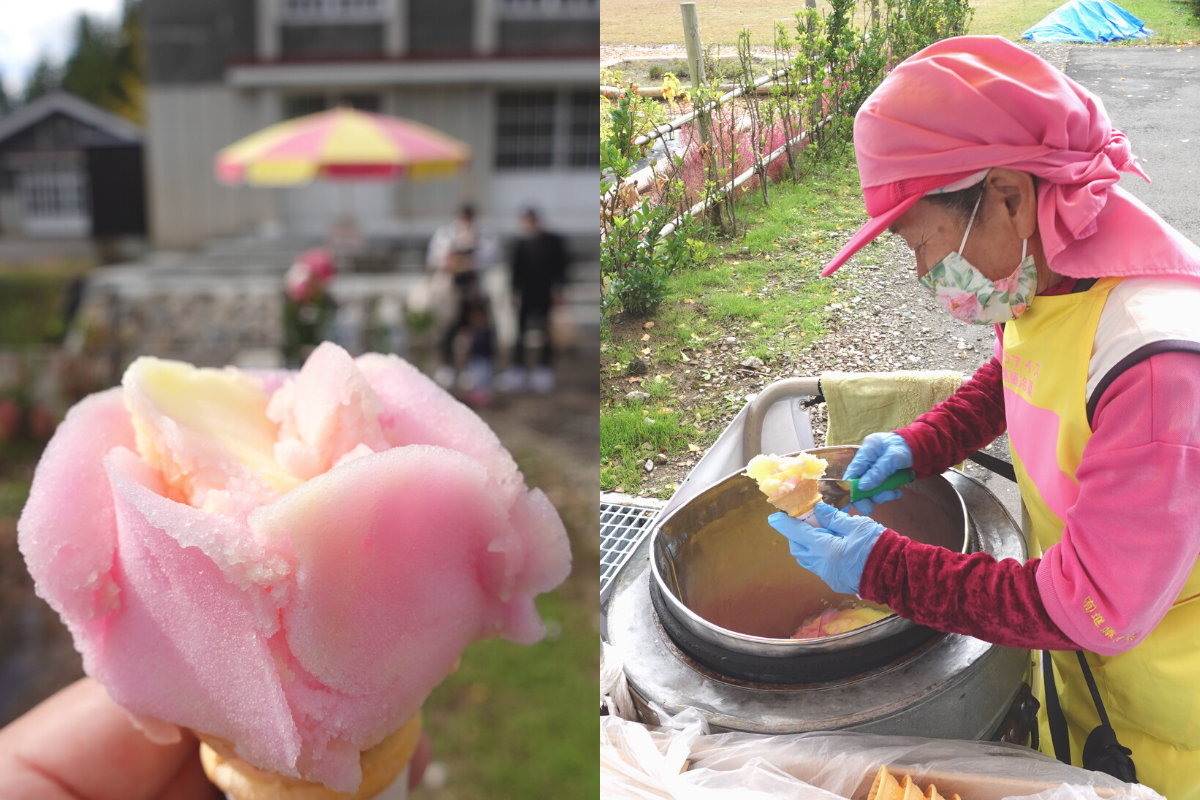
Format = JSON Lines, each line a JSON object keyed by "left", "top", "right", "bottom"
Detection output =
{"left": 568, "top": 90, "right": 599, "bottom": 167}
{"left": 281, "top": 0, "right": 384, "bottom": 23}
{"left": 495, "top": 91, "right": 557, "bottom": 169}
{"left": 19, "top": 166, "right": 88, "bottom": 219}
{"left": 495, "top": 90, "right": 597, "bottom": 169}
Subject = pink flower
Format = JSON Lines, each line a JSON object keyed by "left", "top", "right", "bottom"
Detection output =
{"left": 284, "top": 261, "right": 316, "bottom": 303}
{"left": 993, "top": 273, "right": 1021, "bottom": 295}
{"left": 935, "top": 287, "right": 983, "bottom": 322}
{"left": 299, "top": 247, "right": 337, "bottom": 281}
{"left": 17, "top": 343, "right": 570, "bottom": 792}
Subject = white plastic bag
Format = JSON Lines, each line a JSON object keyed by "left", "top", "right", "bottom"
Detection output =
{"left": 601, "top": 642, "right": 638, "bottom": 722}
{"left": 600, "top": 707, "right": 1164, "bottom": 800}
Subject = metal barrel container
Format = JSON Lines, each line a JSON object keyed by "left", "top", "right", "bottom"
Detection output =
{"left": 649, "top": 446, "right": 969, "bottom": 683}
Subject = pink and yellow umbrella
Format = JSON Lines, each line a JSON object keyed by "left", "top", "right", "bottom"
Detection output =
{"left": 215, "top": 106, "right": 470, "bottom": 186}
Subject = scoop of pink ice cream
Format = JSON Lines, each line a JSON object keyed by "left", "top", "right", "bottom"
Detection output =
{"left": 17, "top": 342, "right": 571, "bottom": 792}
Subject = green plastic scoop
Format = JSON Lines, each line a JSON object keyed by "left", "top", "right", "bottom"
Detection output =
{"left": 818, "top": 468, "right": 916, "bottom": 509}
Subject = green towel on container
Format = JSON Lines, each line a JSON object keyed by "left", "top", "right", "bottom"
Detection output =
{"left": 822, "top": 370, "right": 964, "bottom": 446}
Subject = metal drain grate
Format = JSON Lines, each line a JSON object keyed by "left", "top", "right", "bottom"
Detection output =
{"left": 600, "top": 502, "right": 660, "bottom": 605}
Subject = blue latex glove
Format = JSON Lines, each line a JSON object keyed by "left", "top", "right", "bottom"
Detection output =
{"left": 842, "top": 432, "right": 914, "bottom": 515}
{"left": 768, "top": 502, "right": 886, "bottom": 595}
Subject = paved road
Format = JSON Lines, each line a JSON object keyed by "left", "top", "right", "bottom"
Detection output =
{"left": 1066, "top": 46, "right": 1200, "bottom": 244}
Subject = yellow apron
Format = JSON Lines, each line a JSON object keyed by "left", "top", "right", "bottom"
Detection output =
{"left": 1003, "top": 277, "right": 1200, "bottom": 798}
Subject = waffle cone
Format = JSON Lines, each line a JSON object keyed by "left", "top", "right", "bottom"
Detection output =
{"left": 199, "top": 711, "right": 422, "bottom": 800}
{"left": 773, "top": 481, "right": 820, "bottom": 518}
{"left": 868, "top": 766, "right": 903, "bottom": 800}
{"left": 900, "top": 775, "right": 925, "bottom": 800}
{"left": 924, "top": 783, "right": 947, "bottom": 800}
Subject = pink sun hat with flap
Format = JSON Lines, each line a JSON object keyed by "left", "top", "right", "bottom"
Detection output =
{"left": 822, "top": 35, "right": 1200, "bottom": 281}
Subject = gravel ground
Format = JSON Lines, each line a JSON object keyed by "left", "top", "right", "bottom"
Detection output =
{"left": 799, "top": 232, "right": 1021, "bottom": 520}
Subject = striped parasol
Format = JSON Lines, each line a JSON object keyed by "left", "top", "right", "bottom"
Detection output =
{"left": 215, "top": 106, "right": 470, "bottom": 186}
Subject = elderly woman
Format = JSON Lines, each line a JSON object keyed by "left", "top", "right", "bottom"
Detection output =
{"left": 768, "top": 36, "right": 1200, "bottom": 796}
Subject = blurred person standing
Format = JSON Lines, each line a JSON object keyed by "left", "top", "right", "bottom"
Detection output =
{"left": 499, "top": 208, "right": 568, "bottom": 394}
{"left": 426, "top": 204, "right": 499, "bottom": 390}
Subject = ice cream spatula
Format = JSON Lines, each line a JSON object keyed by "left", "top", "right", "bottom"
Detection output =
{"left": 817, "top": 469, "right": 916, "bottom": 509}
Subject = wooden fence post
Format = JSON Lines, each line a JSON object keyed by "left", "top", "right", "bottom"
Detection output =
{"left": 681, "top": 2, "right": 706, "bottom": 90}
{"left": 680, "top": 2, "right": 723, "bottom": 230}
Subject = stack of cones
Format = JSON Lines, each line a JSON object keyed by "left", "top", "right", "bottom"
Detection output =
{"left": 868, "top": 765, "right": 963, "bottom": 800}
{"left": 199, "top": 711, "right": 423, "bottom": 800}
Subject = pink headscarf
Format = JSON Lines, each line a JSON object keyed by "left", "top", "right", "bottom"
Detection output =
{"left": 845, "top": 35, "right": 1200, "bottom": 280}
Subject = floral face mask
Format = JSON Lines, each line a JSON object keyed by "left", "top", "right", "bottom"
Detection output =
{"left": 918, "top": 192, "right": 1037, "bottom": 325}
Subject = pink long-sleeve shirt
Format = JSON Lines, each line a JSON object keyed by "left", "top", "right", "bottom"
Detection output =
{"left": 860, "top": 285, "right": 1200, "bottom": 655}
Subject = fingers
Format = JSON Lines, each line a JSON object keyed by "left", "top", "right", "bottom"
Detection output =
{"left": 850, "top": 497, "right": 875, "bottom": 515}
{"left": 856, "top": 460, "right": 894, "bottom": 492}
{"left": 770, "top": 512, "right": 822, "bottom": 551}
{"left": 843, "top": 434, "right": 885, "bottom": 480}
{"left": 813, "top": 501, "right": 847, "bottom": 530}
{"left": 408, "top": 733, "right": 431, "bottom": 790}
{"left": 850, "top": 488, "right": 901, "bottom": 515}
{"left": 767, "top": 511, "right": 808, "bottom": 539}
{"left": 0, "top": 678, "right": 206, "bottom": 800}
{"left": 789, "top": 529, "right": 840, "bottom": 572}
{"left": 873, "top": 488, "right": 902, "bottom": 505}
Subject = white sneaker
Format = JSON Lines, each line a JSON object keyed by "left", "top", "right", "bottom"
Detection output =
{"left": 433, "top": 365, "right": 455, "bottom": 389}
{"left": 497, "top": 366, "right": 527, "bottom": 392}
{"left": 530, "top": 366, "right": 555, "bottom": 394}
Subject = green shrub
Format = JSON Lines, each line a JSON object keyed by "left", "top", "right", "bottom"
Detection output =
{"left": 648, "top": 64, "right": 664, "bottom": 80}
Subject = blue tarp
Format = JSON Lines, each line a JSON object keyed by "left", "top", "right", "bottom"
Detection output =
{"left": 1022, "top": 0, "right": 1153, "bottom": 42}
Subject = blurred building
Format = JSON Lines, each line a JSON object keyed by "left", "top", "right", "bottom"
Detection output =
{"left": 0, "top": 92, "right": 146, "bottom": 252}
{"left": 143, "top": 0, "right": 599, "bottom": 247}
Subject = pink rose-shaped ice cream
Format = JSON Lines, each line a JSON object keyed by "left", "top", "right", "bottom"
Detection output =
{"left": 17, "top": 342, "right": 571, "bottom": 792}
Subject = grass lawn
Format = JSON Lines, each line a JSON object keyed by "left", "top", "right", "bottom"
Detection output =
{"left": 602, "top": 0, "right": 1200, "bottom": 45}
{"left": 0, "top": 262, "right": 91, "bottom": 345}
{"left": 601, "top": 150, "right": 869, "bottom": 496}
{"left": 412, "top": 446, "right": 598, "bottom": 800}
{"left": 971, "top": 0, "right": 1200, "bottom": 41}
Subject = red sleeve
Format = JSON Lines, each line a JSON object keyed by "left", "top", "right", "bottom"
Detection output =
{"left": 895, "top": 357, "right": 1008, "bottom": 479}
{"left": 860, "top": 528, "right": 1078, "bottom": 650}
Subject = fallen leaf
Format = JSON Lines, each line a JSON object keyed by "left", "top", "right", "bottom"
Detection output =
{"left": 644, "top": 321, "right": 655, "bottom": 329}
{"left": 641, "top": 333, "right": 650, "bottom": 341}
{"left": 688, "top": 443, "right": 701, "bottom": 452}
{"left": 642, "top": 347, "right": 651, "bottom": 355}
{"left": 680, "top": 352, "right": 690, "bottom": 362}
{"left": 684, "top": 298, "right": 696, "bottom": 304}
